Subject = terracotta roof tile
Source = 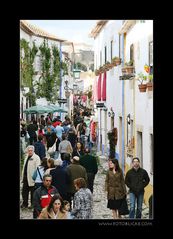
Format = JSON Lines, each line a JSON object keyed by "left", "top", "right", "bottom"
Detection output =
{"left": 20, "top": 20, "right": 66, "bottom": 42}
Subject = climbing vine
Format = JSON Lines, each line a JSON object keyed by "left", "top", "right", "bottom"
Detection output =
{"left": 20, "top": 38, "right": 69, "bottom": 104}
{"left": 20, "top": 39, "right": 38, "bottom": 106}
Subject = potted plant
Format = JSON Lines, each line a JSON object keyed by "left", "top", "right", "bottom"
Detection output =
{"left": 111, "top": 56, "right": 121, "bottom": 66}
{"left": 95, "top": 69, "right": 100, "bottom": 76}
{"left": 137, "top": 72, "right": 147, "bottom": 92}
{"left": 147, "top": 74, "right": 153, "bottom": 91}
{"left": 106, "top": 61, "right": 113, "bottom": 70}
{"left": 99, "top": 66, "right": 105, "bottom": 73}
{"left": 122, "top": 60, "right": 135, "bottom": 74}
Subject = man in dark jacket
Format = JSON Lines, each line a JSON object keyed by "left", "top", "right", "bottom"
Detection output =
{"left": 33, "top": 135, "right": 46, "bottom": 160}
{"left": 33, "top": 174, "right": 58, "bottom": 218}
{"left": 125, "top": 157, "right": 150, "bottom": 218}
{"left": 66, "top": 156, "right": 87, "bottom": 208}
{"left": 50, "top": 159, "right": 69, "bottom": 201}
{"left": 27, "top": 120, "right": 38, "bottom": 145}
{"left": 79, "top": 147, "right": 98, "bottom": 193}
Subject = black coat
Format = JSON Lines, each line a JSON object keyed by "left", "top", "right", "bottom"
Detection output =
{"left": 34, "top": 141, "right": 46, "bottom": 160}
{"left": 80, "top": 154, "right": 98, "bottom": 174}
{"left": 125, "top": 167, "right": 150, "bottom": 195}
{"left": 50, "top": 166, "right": 68, "bottom": 199}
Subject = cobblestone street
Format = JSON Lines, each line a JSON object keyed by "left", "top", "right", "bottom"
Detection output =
{"left": 20, "top": 153, "right": 149, "bottom": 220}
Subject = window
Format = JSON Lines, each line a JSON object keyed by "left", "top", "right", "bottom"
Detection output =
{"left": 105, "top": 46, "right": 107, "bottom": 64}
{"left": 119, "top": 35, "right": 121, "bottom": 58}
{"left": 110, "top": 40, "right": 113, "bottom": 60}
{"left": 130, "top": 44, "right": 134, "bottom": 63}
{"left": 149, "top": 41, "right": 153, "bottom": 74}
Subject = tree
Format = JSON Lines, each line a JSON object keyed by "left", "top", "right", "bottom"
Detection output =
{"left": 20, "top": 39, "right": 38, "bottom": 106}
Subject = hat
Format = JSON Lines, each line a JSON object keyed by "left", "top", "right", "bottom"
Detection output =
{"left": 73, "top": 156, "right": 80, "bottom": 161}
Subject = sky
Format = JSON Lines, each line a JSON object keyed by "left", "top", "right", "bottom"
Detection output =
{"left": 26, "top": 20, "right": 98, "bottom": 45}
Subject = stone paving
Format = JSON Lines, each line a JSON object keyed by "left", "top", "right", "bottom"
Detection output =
{"left": 20, "top": 154, "right": 149, "bottom": 220}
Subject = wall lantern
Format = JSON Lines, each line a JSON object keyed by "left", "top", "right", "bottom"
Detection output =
{"left": 108, "top": 107, "right": 115, "bottom": 117}
{"left": 127, "top": 114, "right": 131, "bottom": 125}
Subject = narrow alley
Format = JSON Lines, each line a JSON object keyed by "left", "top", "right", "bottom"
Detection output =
{"left": 20, "top": 20, "right": 153, "bottom": 220}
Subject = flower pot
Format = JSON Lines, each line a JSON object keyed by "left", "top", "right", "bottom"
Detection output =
{"left": 125, "top": 66, "right": 134, "bottom": 74}
{"left": 147, "top": 82, "right": 153, "bottom": 91}
{"left": 138, "top": 84, "right": 147, "bottom": 92}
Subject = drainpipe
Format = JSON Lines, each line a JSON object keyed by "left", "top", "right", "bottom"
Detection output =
{"left": 121, "top": 33, "right": 125, "bottom": 175}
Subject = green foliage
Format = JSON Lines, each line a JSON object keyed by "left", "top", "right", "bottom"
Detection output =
{"left": 125, "top": 60, "right": 133, "bottom": 66}
{"left": 137, "top": 72, "right": 147, "bottom": 84}
{"left": 74, "top": 62, "right": 87, "bottom": 71}
{"left": 61, "top": 61, "right": 68, "bottom": 75}
{"left": 20, "top": 38, "right": 68, "bottom": 104}
{"left": 88, "top": 91, "right": 92, "bottom": 99}
{"left": 20, "top": 39, "right": 38, "bottom": 106}
{"left": 38, "top": 40, "right": 62, "bottom": 102}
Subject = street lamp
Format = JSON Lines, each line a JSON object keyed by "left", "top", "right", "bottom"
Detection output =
{"left": 73, "top": 69, "right": 81, "bottom": 79}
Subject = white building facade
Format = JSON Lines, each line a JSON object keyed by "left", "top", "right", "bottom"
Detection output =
{"left": 91, "top": 20, "right": 153, "bottom": 204}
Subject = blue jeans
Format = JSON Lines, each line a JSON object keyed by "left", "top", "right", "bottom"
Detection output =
{"left": 129, "top": 192, "right": 144, "bottom": 218}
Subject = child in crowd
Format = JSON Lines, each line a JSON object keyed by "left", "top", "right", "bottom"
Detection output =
{"left": 63, "top": 200, "right": 74, "bottom": 219}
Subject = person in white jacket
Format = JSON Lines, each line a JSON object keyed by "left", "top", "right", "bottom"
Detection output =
{"left": 21, "top": 145, "right": 41, "bottom": 209}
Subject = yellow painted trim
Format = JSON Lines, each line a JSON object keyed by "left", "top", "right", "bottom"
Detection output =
{"left": 144, "top": 184, "right": 153, "bottom": 206}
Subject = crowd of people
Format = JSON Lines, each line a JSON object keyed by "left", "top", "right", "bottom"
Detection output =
{"left": 20, "top": 107, "right": 152, "bottom": 220}
{"left": 20, "top": 107, "right": 98, "bottom": 219}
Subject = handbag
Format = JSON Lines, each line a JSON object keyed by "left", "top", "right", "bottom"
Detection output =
{"left": 47, "top": 140, "right": 56, "bottom": 155}
{"left": 118, "top": 196, "right": 129, "bottom": 215}
{"left": 32, "top": 169, "right": 37, "bottom": 181}
{"left": 26, "top": 131, "right": 30, "bottom": 139}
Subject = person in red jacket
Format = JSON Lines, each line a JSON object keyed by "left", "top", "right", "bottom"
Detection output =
{"left": 33, "top": 174, "right": 58, "bottom": 218}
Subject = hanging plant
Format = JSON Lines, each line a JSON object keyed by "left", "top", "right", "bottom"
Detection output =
{"left": 107, "top": 128, "right": 118, "bottom": 158}
{"left": 88, "top": 91, "right": 92, "bottom": 99}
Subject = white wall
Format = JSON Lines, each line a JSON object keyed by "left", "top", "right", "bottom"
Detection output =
{"left": 94, "top": 20, "right": 123, "bottom": 154}
{"left": 124, "top": 20, "right": 153, "bottom": 180}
